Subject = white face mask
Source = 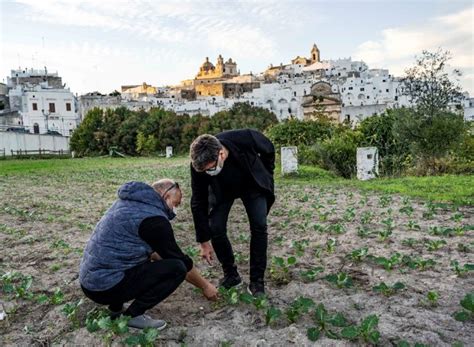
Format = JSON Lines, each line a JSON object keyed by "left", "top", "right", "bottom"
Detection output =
{"left": 206, "top": 157, "right": 224, "bottom": 176}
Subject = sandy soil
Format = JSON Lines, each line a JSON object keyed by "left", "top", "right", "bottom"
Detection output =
{"left": 0, "top": 162, "right": 473, "bottom": 346}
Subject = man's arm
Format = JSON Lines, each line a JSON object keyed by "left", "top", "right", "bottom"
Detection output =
{"left": 190, "top": 164, "right": 212, "bottom": 243}
{"left": 139, "top": 217, "right": 217, "bottom": 300}
{"left": 249, "top": 129, "right": 275, "bottom": 175}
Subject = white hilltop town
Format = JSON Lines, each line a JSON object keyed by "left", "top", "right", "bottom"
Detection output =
{"left": 1, "top": 44, "right": 473, "bottom": 138}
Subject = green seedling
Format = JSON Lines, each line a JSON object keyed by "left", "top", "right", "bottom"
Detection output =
{"left": 343, "top": 207, "right": 356, "bottom": 222}
{"left": 285, "top": 296, "right": 315, "bottom": 323}
{"left": 357, "top": 226, "right": 372, "bottom": 238}
{"left": 428, "top": 226, "right": 454, "bottom": 237}
{"left": 253, "top": 295, "right": 269, "bottom": 310}
{"left": 453, "top": 292, "right": 474, "bottom": 322}
{"left": 349, "top": 247, "right": 369, "bottom": 262}
{"left": 425, "top": 239, "right": 447, "bottom": 251}
{"left": 381, "top": 217, "right": 395, "bottom": 231}
{"left": 300, "top": 267, "right": 324, "bottom": 282}
{"left": 326, "top": 238, "right": 337, "bottom": 253}
{"left": 401, "top": 238, "right": 419, "bottom": 248}
{"left": 373, "top": 253, "right": 403, "bottom": 271}
{"left": 50, "top": 287, "right": 65, "bottom": 305}
{"left": 425, "top": 291, "right": 439, "bottom": 306}
{"left": 184, "top": 245, "right": 200, "bottom": 260}
{"left": 360, "top": 211, "right": 374, "bottom": 225}
{"left": 407, "top": 220, "right": 421, "bottom": 231}
{"left": 313, "top": 224, "right": 325, "bottom": 233}
{"left": 457, "top": 243, "right": 472, "bottom": 253}
{"left": 379, "top": 195, "right": 392, "bottom": 207}
{"left": 1, "top": 272, "right": 34, "bottom": 299}
{"left": 372, "top": 282, "right": 405, "bottom": 296}
{"left": 340, "top": 314, "right": 381, "bottom": 345}
{"left": 378, "top": 229, "right": 392, "bottom": 241}
{"left": 325, "top": 272, "right": 353, "bottom": 289}
{"left": 307, "top": 304, "right": 350, "bottom": 341}
{"left": 62, "top": 299, "right": 84, "bottom": 327}
{"left": 326, "top": 223, "right": 346, "bottom": 235}
{"left": 291, "top": 239, "right": 309, "bottom": 256}
{"left": 451, "top": 260, "right": 474, "bottom": 277}
{"left": 318, "top": 211, "right": 330, "bottom": 222}
{"left": 451, "top": 212, "right": 463, "bottom": 222}
{"left": 399, "top": 206, "right": 414, "bottom": 216}
{"left": 124, "top": 327, "right": 160, "bottom": 347}
{"left": 270, "top": 256, "right": 296, "bottom": 284}
{"left": 404, "top": 257, "right": 436, "bottom": 271}
{"left": 265, "top": 306, "right": 282, "bottom": 326}
{"left": 234, "top": 252, "right": 249, "bottom": 264}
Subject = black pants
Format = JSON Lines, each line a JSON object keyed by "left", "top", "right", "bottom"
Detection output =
{"left": 209, "top": 192, "right": 268, "bottom": 282}
{"left": 81, "top": 259, "right": 187, "bottom": 317}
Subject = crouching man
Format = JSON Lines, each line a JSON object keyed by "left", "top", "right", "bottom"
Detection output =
{"left": 79, "top": 179, "right": 217, "bottom": 330}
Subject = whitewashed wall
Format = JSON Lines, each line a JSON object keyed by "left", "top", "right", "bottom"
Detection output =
{"left": 0, "top": 133, "right": 69, "bottom": 156}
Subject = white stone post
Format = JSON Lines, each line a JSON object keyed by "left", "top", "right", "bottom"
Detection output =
{"left": 166, "top": 146, "right": 173, "bottom": 158}
{"left": 357, "top": 147, "right": 379, "bottom": 180}
{"left": 281, "top": 146, "right": 298, "bottom": 175}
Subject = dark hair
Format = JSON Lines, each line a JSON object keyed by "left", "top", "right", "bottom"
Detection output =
{"left": 190, "top": 134, "right": 222, "bottom": 172}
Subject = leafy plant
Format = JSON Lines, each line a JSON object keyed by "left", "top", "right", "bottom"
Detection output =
{"left": 326, "top": 238, "right": 337, "bottom": 253}
{"left": 270, "top": 256, "right": 296, "bottom": 284}
{"left": 453, "top": 292, "right": 474, "bottom": 322}
{"left": 285, "top": 296, "right": 315, "bottom": 323}
{"left": 451, "top": 260, "right": 474, "bottom": 277}
{"left": 291, "top": 239, "right": 309, "bottom": 256}
{"left": 265, "top": 306, "right": 282, "bottom": 326}
{"left": 360, "top": 211, "right": 374, "bottom": 224}
{"left": 325, "top": 272, "right": 353, "bottom": 289}
{"left": 423, "top": 291, "right": 439, "bottom": 307}
{"left": 407, "top": 220, "right": 421, "bottom": 231}
{"left": 340, "top": 314, "right": 381, "bottom": 345}
{"left": 373, "top": 253, "right": 403, "bottom": 271}
{"left": 326, "top": 223, "right": 346, "bottom": 235}
{"left": 124, "top": 327, "right": 160, "bottom": 347}
{"left": 343, "top": 207, "right": 356, "bottom": 222}
{"left": 50, "top": 287, "right": 65, "bottom": 305}
{"left": 378, "top": 229, "right": 393, "bottom": 242}
{"left": 62, "top": 299, "right": 84, "bottom": 327}
{"left": 357, "top": 226, "right": 372, "bottom": 238}
{"left": 425, "top": 239, "right": 447, "bottom": 251}
{"left": 1, "top": 272, "right": 34, "bottom": 299}
{"left": 306, "top": 304, "right": 350, "bottom": 341}
{"left": 300, "top": 267, "right": 324, "bottom": 282}
{"left": 399, "top": 206, "right": 414, "bottom": 216}
{"left": 349, "top": 247, "right": 369, "bottom": 262}
{"left": 372, "top": 282, "right": 405, "bottom": 296}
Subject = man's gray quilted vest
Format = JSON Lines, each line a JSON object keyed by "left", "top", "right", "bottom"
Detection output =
{"left": 79, "top": 181, "right": 173, "bottom": 291}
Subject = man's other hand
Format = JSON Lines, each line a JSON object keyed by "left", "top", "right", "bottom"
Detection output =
{"left": 203, "top": 283, "right": 218, "bottom": 301}
{"left": 200, "top": 241, "right": 214, "bottom": 265}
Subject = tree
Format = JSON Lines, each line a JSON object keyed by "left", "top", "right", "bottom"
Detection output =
{"left": 401, "top": 49, "right": 463, "bottom": 117}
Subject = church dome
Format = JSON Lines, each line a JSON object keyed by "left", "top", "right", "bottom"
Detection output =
{"left": 200, "top": 57, "right": 215, "bottom": 71}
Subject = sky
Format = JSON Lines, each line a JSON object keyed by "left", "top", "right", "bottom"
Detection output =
{"left": 1, "top": 0, "right": 473, "bottom": 95}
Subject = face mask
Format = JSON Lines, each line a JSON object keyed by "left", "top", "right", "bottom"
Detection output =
{"left": 206, "top": 157, "right": 224, "bottom": 176}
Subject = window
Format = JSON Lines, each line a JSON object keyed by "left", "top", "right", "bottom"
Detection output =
{"left": 49, "top": 103, "right": 56, "bottom": 113}
{"left": 349, "top": 87, "right": 353, "bottom": 90}
{"left": 382, "top": 79, "right": 386, "bottom": 82}
{"left": 360, "top": 87, "right": 365, "bottom": 91}
{"left": 294, "top": 91, "right": 297, "bottom": 97}
{"left": 367, "top": 96, "right": 370, "bottom": 99}
{"left": 66, "top": 103, "right": 71, "bottom": 111}
{"left": 395, "top": 96, "right": 398, "bottom": 101}
{"left": 386, "top": 89, "right": 389, "bottom": 92}
{"left": 32, "top": 103, "right": 38, "bottom": 111}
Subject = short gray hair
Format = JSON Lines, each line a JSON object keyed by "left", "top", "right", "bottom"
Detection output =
{"left": 190, "top": 134, "right": 222, "bottom": 172}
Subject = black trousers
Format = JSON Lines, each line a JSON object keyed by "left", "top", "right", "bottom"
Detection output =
{"left": 81, "top": 259, "right": 187, "bottom": 317}
{"left": 209, "top": 191, "right": 268, "bottom": 282}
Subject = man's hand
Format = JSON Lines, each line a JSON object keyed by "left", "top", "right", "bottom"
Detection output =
{"left": 202, "top": 283, "right": 218, "bottom": 301}
{"left": 200, "top": 241, "right": 214, "bottom": 265}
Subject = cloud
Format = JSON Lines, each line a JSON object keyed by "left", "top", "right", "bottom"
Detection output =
{"left": 353, "top": 7, "right": 474, "bottom": 94}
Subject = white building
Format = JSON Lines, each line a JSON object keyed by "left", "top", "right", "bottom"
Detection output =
{"left": 463, "top": 97, "right": 474, "bottom": 121}
{"left": 8, "top": 84, "right": 79, "bottom": 135}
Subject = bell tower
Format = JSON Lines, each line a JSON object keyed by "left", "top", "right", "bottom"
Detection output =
{"left": 311, "top": 44, "right": 320, "bottom": 63}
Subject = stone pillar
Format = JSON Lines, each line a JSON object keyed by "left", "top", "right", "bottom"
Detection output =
{"left": 357, "top": 147, "right": 379, "bottom": 180}
{"left": 281, "top": 146, "right": 298, "bottom": 175}
{"left": 166, "top": 146, "right": 173, "bottom": 158}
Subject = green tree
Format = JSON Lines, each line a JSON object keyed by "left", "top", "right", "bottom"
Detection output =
{"left": 401, "top": 49, "right": 463, "bottom": 117}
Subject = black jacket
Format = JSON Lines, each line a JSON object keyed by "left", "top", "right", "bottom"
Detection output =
{"left": 191, "top": 129, "right": 275, "bottom": 243}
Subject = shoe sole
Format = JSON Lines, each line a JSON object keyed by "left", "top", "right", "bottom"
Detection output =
{"left": 247, "top": 284, "right": 265, "bottom": 297}
{"left": 128, "top": 321, "right": 167, "bottom": 330}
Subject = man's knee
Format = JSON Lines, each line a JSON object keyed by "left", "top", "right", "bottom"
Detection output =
{"left": 250, "top": 219, "right": 267, "bottom": 236}
{"left": 163, "top": 259, "right": 187, "bottom": 280}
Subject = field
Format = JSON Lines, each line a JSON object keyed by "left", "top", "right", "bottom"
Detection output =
{"left": 0, "top": 157, "right": 473, "bottom": 346}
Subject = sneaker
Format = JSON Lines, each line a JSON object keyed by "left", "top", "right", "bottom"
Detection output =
{"left": 109, "top": 309, "right": 123, "bottom": 320}
{"left": 127, "top": 314, "right": 167, "bottom": 330}
{"left": 218, "top": 272, "right": 242, "bottom": 289}
{"left": 247, "top": 281, "right": 265, "bottom": 297}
